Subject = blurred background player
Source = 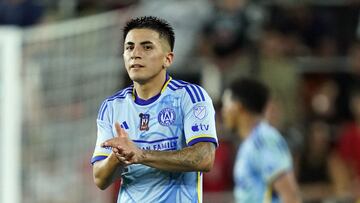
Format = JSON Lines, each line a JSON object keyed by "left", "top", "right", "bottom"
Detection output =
{"left": 222, "top": 77, "right": 302, "bottom": 203}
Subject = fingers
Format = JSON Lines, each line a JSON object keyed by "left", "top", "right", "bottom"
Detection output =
{"left": 115, "top": 122, "right": 128, "bottom": 138}
{"left": 119, "top": 126, "right": 128, "bottom": 138}
{"left": 101, "top": 138, "right": 115, "bottom": 147}
{"left": 113, "top": 146, "right": 134, "bottom": 165}
{"left": 113, "top": 146, "right": 125, "bottom": 156}
{"left": 124, "top": 151, "right": 135, "bottom": 161}
{"left": 116, "top": 153, "right": 133, "bottom": 165}
{"left": 115, "top": 155, "right": 128, "bottom": 163}
{"left": 102, "top": 122, "right": 128, "bottom": 147}
{"left": 101, "top": 141, "right": 109, "bottom": 147}
{"left": 115, "top": 122, "right": 122, "bottom": 137}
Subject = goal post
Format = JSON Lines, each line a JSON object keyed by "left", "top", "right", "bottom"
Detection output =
{"left": 0, "top": 27, "right": 23, "bottom": 203}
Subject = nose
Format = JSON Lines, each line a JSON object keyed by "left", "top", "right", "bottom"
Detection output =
{"left": 130, "top": 46, "right": 142, "bottom": 59}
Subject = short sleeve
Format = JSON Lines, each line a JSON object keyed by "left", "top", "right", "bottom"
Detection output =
{"left": 91, "top": 100, "right": 114, "bottom": 164}
{"left": 182, "top": 84, "right": 218, "bottom": 147}
{"left": 258, "top": 133, "right": 292, "bottom": 183}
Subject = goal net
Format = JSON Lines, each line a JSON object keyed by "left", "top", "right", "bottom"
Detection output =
{"left": 0, "top": 10, "right": 131, "bottom": 203}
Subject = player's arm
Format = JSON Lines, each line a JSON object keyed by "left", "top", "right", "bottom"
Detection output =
{"left": 102, "top": 122, "right": 216, "bottom": 172}
{"left": 93, "top": 153, "right": 124, "bottom": 190}
{"left": 139, "top": 141, "right": 215, "bottom": 172}
{"left": 92, "top": 101, "right": 129, "bottom": 190}
{"left": 273, "top": 171, "right": 302, "bottom": 203}
{"left": 260, "top": 132, "right": 302, "bottom": 203}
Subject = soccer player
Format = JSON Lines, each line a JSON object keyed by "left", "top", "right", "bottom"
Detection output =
{"left": 222, "top": 78, "right": 302, "bottom": 203}
{"left": 91, "top": 16, "right": 218, "bottom": 203}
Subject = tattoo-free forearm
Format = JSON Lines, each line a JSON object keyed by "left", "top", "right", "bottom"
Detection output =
{"left": 93, "top": 153, "right": 124, "bottom": 190}
{"left": 138, "top": 142, "right": 215, "bottom": 172}
{"left": 274, "top": 171, "right": 302, "bottom": 203}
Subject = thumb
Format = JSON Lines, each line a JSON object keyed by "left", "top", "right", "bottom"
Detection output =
{"left": 114, "top": 122, "right": 122, "bottom": 137}
{"left": 119, "top": 125, "right": 128, "bottom": 138}
{"left": 115, "top": 122, "right": 128, "bottom": 138}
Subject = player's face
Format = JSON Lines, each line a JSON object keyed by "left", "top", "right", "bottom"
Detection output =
{"left": 123, "top": 28, "right": 173, "bottom": 84}
{"left": 221, "top": 90, "right": 239, "bottom": 130}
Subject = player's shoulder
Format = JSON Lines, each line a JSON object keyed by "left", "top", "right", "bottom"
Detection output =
{"left": 97, "top": 86, "right": 133, "bottom": 120}
{"left": 251, "top": 121, "right": 285, "bottom": 148}
{"left": 105, "top": 85, "right": 134, "bottom": 103}
{"left": 167, "top": 78, "right": 209, "bottom": 104}
{"left": 259, "top": 122, "right": 281, "bottom": 135}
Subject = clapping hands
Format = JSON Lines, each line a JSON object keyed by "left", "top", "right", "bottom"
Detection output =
{"left": 101, "top": 122, "right": 143, "bottom": 165}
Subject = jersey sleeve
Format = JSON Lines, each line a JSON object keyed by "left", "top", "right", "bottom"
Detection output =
{"left": 258, "top": 132, "right": 292, "bottom": 183}
{"left": 91, "top": 100, "right": 114, "bottom": 164}
{"left": 182, "top": 84, "right": 218, "bottom": 147}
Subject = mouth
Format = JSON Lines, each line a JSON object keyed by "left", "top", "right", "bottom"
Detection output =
{"left": 130, "top": 64, "right": 144, "bottom": 69}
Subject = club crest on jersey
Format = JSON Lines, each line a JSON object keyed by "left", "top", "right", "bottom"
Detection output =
{"left": 139, "top": 113, "right": 150, "bottom": 131}
{"left": 158, "top": 108, "right": 176, "bottom": 126}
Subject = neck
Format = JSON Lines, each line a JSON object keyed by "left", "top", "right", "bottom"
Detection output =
{"left": 238, "top": 113, "right": 262, "bottom": 140}
{"left": 134, "top": 71, "right": 167, "bottom": 100}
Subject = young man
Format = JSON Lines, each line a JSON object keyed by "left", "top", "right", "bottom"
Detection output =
{"left": 91, "top": 16, "right": 218, "bottom": 203}
{"left": 222, "top": 78, "right": 302, "bottom": 203}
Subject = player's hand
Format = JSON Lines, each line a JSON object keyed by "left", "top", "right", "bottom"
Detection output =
{"left": 101, "top": 122, "right": 143, "bottom": 164}
{"left": 112, "top": 147, "right": 134, "bottom": 165}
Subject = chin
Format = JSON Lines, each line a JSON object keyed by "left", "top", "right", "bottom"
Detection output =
{"left": 129, "top": 74, "right": 148, "bottom": 84}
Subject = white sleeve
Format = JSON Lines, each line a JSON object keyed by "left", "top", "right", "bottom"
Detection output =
{"left": 182, "top": 84, "right": 218, "bottom": 147}
{"left": 91, "top": 100, "right": 114, "bottom": 164}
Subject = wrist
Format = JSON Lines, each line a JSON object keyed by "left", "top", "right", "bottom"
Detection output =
{"left": 109, "top": 152, "right": 121, "bottom": 165}
{"left": 136, "top": 149, "right": 147, "bottom": 164}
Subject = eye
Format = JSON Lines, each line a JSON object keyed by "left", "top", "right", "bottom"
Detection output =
{"left": 144, "top": 45, "right": 153, "bottom": 50}
{"left": 125, "top": 46, "right": 133, "bottom": 51}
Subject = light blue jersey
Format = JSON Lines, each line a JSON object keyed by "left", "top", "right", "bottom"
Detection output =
{"left": 91, "top": 75, "right": 218, "bottom": 203}
{"left": 234, "top": 121, "right": 292, "bottom": 203}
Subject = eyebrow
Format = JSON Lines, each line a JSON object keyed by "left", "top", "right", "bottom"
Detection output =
{"left": 125, "top": 41, "right": 154, "bottom": 46}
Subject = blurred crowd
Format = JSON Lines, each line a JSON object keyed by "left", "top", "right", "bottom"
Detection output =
{"left": 2, "top": 0, "right": 360, "bottom": 202}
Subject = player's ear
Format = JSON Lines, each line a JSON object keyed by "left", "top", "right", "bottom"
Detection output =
{"left": 163, "top": 52, "right": 174, "bottom": 69}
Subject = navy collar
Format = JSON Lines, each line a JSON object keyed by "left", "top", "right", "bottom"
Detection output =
{"left": 134, "top": 74, "right": 171, "bottom": 106}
